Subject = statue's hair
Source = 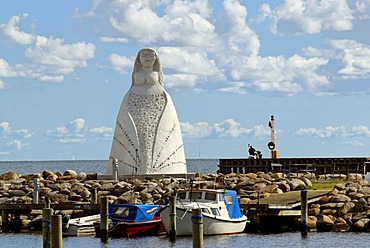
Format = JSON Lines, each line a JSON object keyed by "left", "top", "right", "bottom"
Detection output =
{"left": 132, "top": 48, "right": 163, "bottom": 86}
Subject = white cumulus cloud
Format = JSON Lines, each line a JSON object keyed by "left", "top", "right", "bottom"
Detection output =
{"left": 0, "top": 122, "right": 11, "bottom": 137}
{"left": 0, "top": 13, "right": 35, "bottom": 44}
{"left": 181, "top": 118, "right": 269, "bottom": 140}
{"left": 264, "top": 0, "right": 354, "bottom": 34}
{"left": 89, "top": 126, "right": 114, "bottom": 140}
{"left": 295, "top": 125, "right": 359, "bottom": 138}
{"left": 0, "top": 14, "right": 96, "bottom": 83}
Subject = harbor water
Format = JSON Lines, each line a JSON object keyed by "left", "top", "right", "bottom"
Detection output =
{"left": 1, "top": 231, "right": 369, "bottom": 248}
{"left": 0, "top": 159, "right": 369, "bottom": 247}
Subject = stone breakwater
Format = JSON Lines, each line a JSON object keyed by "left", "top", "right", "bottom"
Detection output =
{"left": 308, "top": 179, "right": 370, "bottom": 232}
{"left": 1, "top": 170, "right": 370, "bottom": 232}
{"left": 0, "top": 170, "right": 312, "bottom": 206}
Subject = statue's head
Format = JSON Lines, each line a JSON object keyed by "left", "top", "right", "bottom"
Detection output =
{"left": 134, "top": 48, "right": 161, "bottom": 72}
{"left": 132, "top": 48, "right": 163, "bottom": 85}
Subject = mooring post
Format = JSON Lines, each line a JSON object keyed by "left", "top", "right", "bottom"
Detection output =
{"left": 91, "top": 188, "right": 97, "bottom": 204}
{"left": 1, "top": 210, "right": 10, "bottom": 232}
{"left": 192, "top": 208, "right": 203, "bottom": 248}
{"left": 300, "top": 190, "right": 308, "bottom": 237}
{"left": 33, "top": 178, "right": 40, "bottom": 204}
{"left": 133, "top": 192, "right": 139, "bottom": 204}
{"left": 42, "top": 208, "right": 52, "bottom": 248}
{"left": 112, "top": 159, "right": 118, "bottom": 180}
{"left": 169, "top": 195, "right": 176, "bottom": 241}
{"left": 100, "top": 197, "right": 109, "bottom": 241}
{"left": 51, "top": 214, "right": 62, "bottom": 248}
{"left": 44, "top": 196, "right": 50, "bottom": 209}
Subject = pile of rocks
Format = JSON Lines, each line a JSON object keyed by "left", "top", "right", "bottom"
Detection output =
{"left": 0, "top": 170, "right": 313, "bottom": 206}
{"left": 308, "top": 179, "right": 370, "bottom": 232}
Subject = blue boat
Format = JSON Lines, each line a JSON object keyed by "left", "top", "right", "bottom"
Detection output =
{"left": 94, "top": 204, "right": 165, "bottom": 238}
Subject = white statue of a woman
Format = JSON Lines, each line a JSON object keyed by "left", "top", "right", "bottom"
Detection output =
{"left": 106, "top": 48, "right": 187, "bottom": 175}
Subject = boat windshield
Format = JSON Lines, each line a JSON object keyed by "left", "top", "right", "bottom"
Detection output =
{"left": 111, "top": 207, "right": 130, "bottom": 218}
{"left": 189, "top": 192, "right": 202, "bottom": 200}
{"left": 224, "top": 195, "right": 233, "bottom": 204}
{"left": 204, "top": 193, "right": 217, "bottom": 201}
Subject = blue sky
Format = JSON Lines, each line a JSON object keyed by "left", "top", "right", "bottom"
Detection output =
{"left": 1, "top": 0, "right": 369, "bottom": 161}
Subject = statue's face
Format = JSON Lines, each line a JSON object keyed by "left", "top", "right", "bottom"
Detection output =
{"left": 140, "top": 49, "right": 156, "bottom": 67}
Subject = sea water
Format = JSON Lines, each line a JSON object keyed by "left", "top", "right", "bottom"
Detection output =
{"left": 0, "top": 159, "right": 218, "bottom": 175}
{"left": 0, "top": 231, "right": 369, "bottom": 248}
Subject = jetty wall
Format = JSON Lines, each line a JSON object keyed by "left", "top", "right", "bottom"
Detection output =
{"left": 218, "top": 157, "right": 370, "bottom": 176}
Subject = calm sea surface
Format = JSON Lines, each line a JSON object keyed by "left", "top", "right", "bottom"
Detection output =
{"left": 0, "top": 159, "right": 369, "bottom": 247}
{"left": 0, "top": 232, "right": 369, "bottom": 248}
{"left": 0, "top": 159, "right": 219, "bottom": 175}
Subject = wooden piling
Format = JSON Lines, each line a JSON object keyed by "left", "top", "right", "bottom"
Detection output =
{"left": 91, "top": 188, "right": 97, "bottom": 205}
{"left": 44, "top": 196, "right": 50, "bottom": 209}
{"left": 51, "top": 215, "right": 62, "bottom": 248}
{"left": 169, "top": 196, "right": 176, "bottom": 241}
{"left": 192, "top": 208, "right": 203, "bottom": 248}
{"left": 100, "top": 197, "right": 109, "bottom": 241}
{"left": 113, "top": 159, "right": 118, "bottom": 180}
{"left": 1, "top": 210, "right": 10, "bottom": 232}
{"left": 42, "top": 208, "right": 52, "bottom": 248}
{"left": 300, "top": 190, "right": 308, "bottom": 237}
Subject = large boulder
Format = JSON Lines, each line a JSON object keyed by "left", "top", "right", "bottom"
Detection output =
{"left": 338, "top": 201, "right": 355, "bottom": 216}
{"left": 289, "top": 178, "right": 306, "bottom": 190}
{"left": 316, "top": 215, "right": 335, "bottom": 232}
{"left": 333, "top": 217, "right": 351, "bottom": 232}
{"left": 299, "top": 177, "right": 312, "bottom": 187}
{"left": 63, "top": 170, "right": 78, "bottom": 177}
{"left": 307, "top": 216, "right": 317, "bottom": 230}
{"left": 260, "top": 184, "right": 279, "bottom": 194}
{"left": 0, "top": 172, "right": 20, "bottom": 180}
{"left": 353, "top": 198, "right": 367, "bottom": 212}
{"left": 331, "top": 194, "right": 351, "bottom": 203}
{"left": 8, "top": 189, "right": 27, "bottom": 197}
{"left": 353, "top": 218, "right": 370, "bottom": 231}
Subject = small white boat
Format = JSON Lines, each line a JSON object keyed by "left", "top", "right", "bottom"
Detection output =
{"left": 160, "top": 188, "right": 248, "bottom": 236}
{"left": 63, "top": 214, "right": 100, "bottom": 236}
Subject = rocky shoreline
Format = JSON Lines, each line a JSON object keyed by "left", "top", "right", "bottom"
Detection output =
{"left": 1, "top": 170, "right": 370, "bottom": 232}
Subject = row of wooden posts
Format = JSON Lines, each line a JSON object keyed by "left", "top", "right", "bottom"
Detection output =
{"left": 20, "top": 178, "right": 205, "bottom": 247}
{"left": 168, "top": 196, "right": 203, "bottom": 248}
{"left": 41, "top": 200, "right": 60, "bottom": 248}
{"left": 37, "top": 195, "right": 204, "bottom": 248}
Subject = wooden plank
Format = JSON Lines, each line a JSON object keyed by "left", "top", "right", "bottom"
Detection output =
{"left": 278, "top": 210, "right": 301, "bottom": 216}
{"left": 248, "top": 190, "right": 330, "bottom": 209}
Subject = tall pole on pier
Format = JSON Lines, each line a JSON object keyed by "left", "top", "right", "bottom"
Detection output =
{"left": 268, "top": 115, "right": 277, "bottom": 159}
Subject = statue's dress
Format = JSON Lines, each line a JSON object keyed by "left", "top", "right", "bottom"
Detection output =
{"left": 106, "top": 71, "right": 187, "bottom": 175}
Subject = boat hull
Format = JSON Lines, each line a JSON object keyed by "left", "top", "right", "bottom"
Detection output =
{"left": 63, "top": 214, "right": 100, "bottom": 237}
{"left": 160, "top": 207, "right": 248, "bottom": 236}
{"left": 94, "top": 219, "right": 165, "bottom": 238}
